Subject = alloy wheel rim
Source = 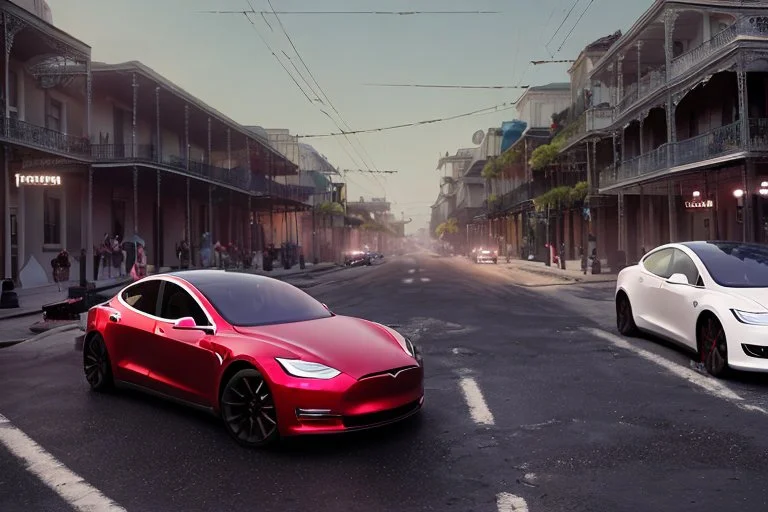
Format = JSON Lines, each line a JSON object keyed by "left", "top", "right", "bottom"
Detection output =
{"left": 618, "top": 299, "right": 629, "bottom": 330}
{"left": 701, "top": 318, "right": 726, "bottom": 369}
{"left": 84, "top": 338, "right": 107, "bottom": 386}
{"left": 222, "top": 376, "right": 277, "bottom": 443}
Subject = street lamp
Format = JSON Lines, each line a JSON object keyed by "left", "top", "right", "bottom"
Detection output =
{"left": 733, "top": 189, "right": 745, "bottom": 199}
{"left": 692, "top": 190, "right": 701, "bottom": 198}
{"left": 760, "top": 181, "right": 768, "bottom": 196}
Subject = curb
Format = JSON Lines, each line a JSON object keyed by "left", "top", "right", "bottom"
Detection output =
{"left": 0, "top": 323, "right": 81, "bottom": 349}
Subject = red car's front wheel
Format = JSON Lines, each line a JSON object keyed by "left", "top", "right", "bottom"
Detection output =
{"left": 83, "top": 334, "right": 114, "bottom": 392}
{"left": 221, "top": 369, "right": 279, "bottom": 448}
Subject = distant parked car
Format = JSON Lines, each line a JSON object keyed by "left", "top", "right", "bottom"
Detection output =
{"left": 344, "top": 250, "right": 371, "bottom": 267}
{"left": 615, "top": 241, "right": 768, "bottom": 378}
{"left": 471, "top": 247, "right": 497, "bottom": 264}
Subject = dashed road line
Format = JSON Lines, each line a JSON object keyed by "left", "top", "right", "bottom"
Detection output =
{"left": 497, "top": 492, "right": 529, "bottom": 512}
{"left": 459, "top": 376, "right": 495, "bottom": 425}
{"left": 0, "top": 412, "right": 126, "bottom": 511}
{"left": 402, "top": 278, "right": 414, "bottom": 284}
{"left": 420, "top": 277, "right": 431, "bottom": 283}
{"left": 584, "top": 327, "right": 768, "bottom": 416}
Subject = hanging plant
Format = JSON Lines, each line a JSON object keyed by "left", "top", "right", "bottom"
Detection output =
{"left": 529, "top": 142, "right": 563, "bottom": 171}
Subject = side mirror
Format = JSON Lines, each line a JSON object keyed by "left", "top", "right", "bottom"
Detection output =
{"left": 667, "top": 273, "right": 689, "bottom": 285}
{"left": 172, "top": 317, "right": 215, "bottom": 334}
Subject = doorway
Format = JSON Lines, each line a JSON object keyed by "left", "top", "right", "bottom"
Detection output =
{"left": 112, "top": 199, "right": 126, "bottom": 241}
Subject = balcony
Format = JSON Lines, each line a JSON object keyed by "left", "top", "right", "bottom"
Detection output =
{"left": 561, "top": 106, "right": 615, "bottom": 149}
{"left": 615, "top": 66, "right": 666, "bottom": 116}
{"left": 1, "top": 117, "right": 90, "bottom": 158}
{"left": 670, "top": 16, "right": 768, "bottom": 81}
{"left": 599, "top": 119, "right": 759, "bottom": 188}
{"left": 92, "top": 144, "right": 252, "bottom": 192}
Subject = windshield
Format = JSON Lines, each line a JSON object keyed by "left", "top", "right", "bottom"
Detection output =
{"left": 686, "top": 242, "right": 768, "bottom": 288}
{"left": 188, "top": 273, "right": 332, "bottom": 327}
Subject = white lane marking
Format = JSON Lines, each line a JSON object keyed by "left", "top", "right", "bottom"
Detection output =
{"left": 459, "top": 376, "right": 495, "bottom": 425}
{"left": 402, "top": 278, "right": 414, "bottom": 284}
{"left": 585, "top": 328, "right": 768, "bottom": 415}
{"left": 420, "top": 277, "right": 431, "bottom": 283}
{"left": 497, "top": 492, "right": 529, "bottom": 512}
{"left": 408, "top": 269, "right": 416, "bottom": 274}
{"left": 0, "top": 413, "right": 126, "bottom": 511}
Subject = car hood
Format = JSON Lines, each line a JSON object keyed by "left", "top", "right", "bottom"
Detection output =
{"left": 233, "top": 315, "right": 417, "bottom": 380}
{"left": 725, "top": 288, "right": 768, "bottom": 311}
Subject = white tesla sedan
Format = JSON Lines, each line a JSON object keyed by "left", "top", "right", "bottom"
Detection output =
{"left": 615, "top": 241, "right": 768, "bottom": 378}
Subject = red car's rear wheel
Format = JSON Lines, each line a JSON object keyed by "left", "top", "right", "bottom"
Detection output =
{"left": 221, "top": 369, "right": 279, "bottom": 448}
{"left": 83, "top": 333, "right": 114, "bottom": 391}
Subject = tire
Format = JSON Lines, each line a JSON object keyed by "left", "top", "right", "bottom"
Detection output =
{"left": 220, "top": 369, "right": 279, "bottom": 448}
{"left": 698, "top": 315, "right": 729, "bottom": 378}
{"left": 616, "top": 293, "right": 638, "bottom": 336}
{"left": 83, "top": 333, "right": 114, "bottom": 391}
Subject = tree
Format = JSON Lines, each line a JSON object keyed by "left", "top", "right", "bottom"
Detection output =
{"left": 435, "top": 217, "right": 459, "bottom": 238}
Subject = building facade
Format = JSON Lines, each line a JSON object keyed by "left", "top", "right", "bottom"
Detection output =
{"left": 0, "top": 1, "right": 303, "bottom": 287}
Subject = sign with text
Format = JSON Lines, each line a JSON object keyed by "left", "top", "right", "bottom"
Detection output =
{"left": 15, "top": 173, "right": 62, "bottom": 187}
{"left": 684, "top": 199, "right": 713, "bottom": 209}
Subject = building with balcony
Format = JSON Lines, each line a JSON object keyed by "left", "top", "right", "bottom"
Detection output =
{"left": 584, "top": 0, "right": 768, "bottom": 265}
{"left": 0, "top": 0, "right": 301, "bottom": 287}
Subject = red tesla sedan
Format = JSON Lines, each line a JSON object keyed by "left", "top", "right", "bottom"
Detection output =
{"left": 83, "top": 271, "right": 424, "bottom": 447}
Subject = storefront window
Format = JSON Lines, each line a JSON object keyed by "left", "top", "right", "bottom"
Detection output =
{"left": 43, "top": 191, "right": 61, "bottom": 245}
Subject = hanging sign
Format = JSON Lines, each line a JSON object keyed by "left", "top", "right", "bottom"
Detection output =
{"left": 684, "top": 199, "right": 713, "bottom": 209}
{"left": 15, "top": 173, "right": 62, "bottom": 187}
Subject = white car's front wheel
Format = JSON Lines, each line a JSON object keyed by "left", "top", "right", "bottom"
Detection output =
{"left": 616, "top": 293, "right": 638, "bottom": 336}
{"left": 697, "top": 315, "right": 729, "bottom": 378}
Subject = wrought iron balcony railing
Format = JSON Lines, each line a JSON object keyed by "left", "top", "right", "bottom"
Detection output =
{"left": 2, "top": 117, "right": 90, "bottom": 157}
{"left": 670, "top": 16, "right": 768, "bottom": 80}
{"left": 561, "top": 106, "right": 615, "bottom": 148}
{"left": 615, "top": 66, "right": 666, "bottom": 116}
{"left": 599, "top": 120, "right": 748, "bottom": 188}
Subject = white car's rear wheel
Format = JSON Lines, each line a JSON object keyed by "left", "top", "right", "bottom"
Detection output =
{"left": 698, "top": 316, "right": 729, "bottom": 378}
{"left": 615, "top": 293, "right": 638, "bottom": 336}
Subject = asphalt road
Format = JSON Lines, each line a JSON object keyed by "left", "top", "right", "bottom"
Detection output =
{"left": 2, "top": 253, "right": 768, "bottom": 511}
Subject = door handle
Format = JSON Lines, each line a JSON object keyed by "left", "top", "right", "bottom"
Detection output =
{"left": 109, "top": 312, "right": 121, "bottom": 322}
{"left": 155, "top": 327, "right": 165, "bottom": 335}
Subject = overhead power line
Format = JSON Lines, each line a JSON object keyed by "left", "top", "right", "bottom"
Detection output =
{"left": 297, "top": 101, "right": 518, "bottom": 138}
{"left": 200, "top": 10, "right": 501, "bottom": 16}
{"left": 531, "top": 59, "right": 576, "bottom": 65}
{"left": 544, "top": 0, "right": 583, "bottom": 57}
{"left": 556, "top": 0, "right": 596, "bottom": 53}
{"left": 363, "top": 83, "right": 530, "bottom": 90}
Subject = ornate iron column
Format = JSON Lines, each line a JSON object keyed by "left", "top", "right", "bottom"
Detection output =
{"left": 156, "top": 170, "right": 161, "bottom": 268}
{"left": 131, "top": 72, "right": 137, "bottom": 157}
{"left": 617, "top": 55, "right": 624, "bottom": 105}
{"left": 668, "top": 179, "right": 677, "bottom": 242}
{"left": 247, "top": 195, "right": 252, "bottom": 255}
{"left": 133, "top": 166, "right": 138, "bottom": 234}
{"left": 226, "top": 127, "right": 231, "bottom": 173}
{"left": 155, "top": 87, "right": 161, "bottom": 163}
{"left": 207, "top": 117, "right": 212, "bottom": 165}
{"left": 186, "top": 177, "right": 191, "bottom": 245}
{"left": 86, "top": 61, "right": 92, "bottom": 140}
{"left": 636, "top": 41, "right": 643, "bottom": 87}
{"left": 663, "top": 9, "right": 678, "bottom": 76}
{"left": 618, "top": 190, "right": 626, "bottom": 254}
{"left": 2, "top": 145, "right": 9, "bottom": 278}
{"left": 184, "top": 104, "right": 190, "bottom": 170}
{"left": 737, "top": 59, "right": 749, "bottom": 149}
{"left": 87, "top": 166, "right": 94, "bottom": 281}
{"left": 208, "top": 184, "right": 214, "bottom": 245}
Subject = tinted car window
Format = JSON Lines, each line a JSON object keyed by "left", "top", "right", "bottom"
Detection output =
{"left": 121, "top": 280, "right": 161, "bottom": 315}
{"left": 642, "top": 248, "right": 674, "bottom": 278}
{"left": 159, "top": 282, "right": 209, "bottom": 326}
{"left": 687, "top": 242, "right": 768, "bottom": 288}
{"left": 669, "top": 249, "right": 700, "bottom": 286}
{"left": 192, "top": 274, "right": 332, "bottom": 327}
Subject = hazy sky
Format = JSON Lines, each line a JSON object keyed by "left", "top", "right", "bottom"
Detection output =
{"left": 47, "top": 0, "right": 650, "bottom": 232}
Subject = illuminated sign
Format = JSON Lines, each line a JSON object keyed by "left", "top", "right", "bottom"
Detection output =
{"left": 15, "top": 174, "right": 61, "bottom": 187}
{"left": 684, "top": 199, "right": 713, "bottom": 209}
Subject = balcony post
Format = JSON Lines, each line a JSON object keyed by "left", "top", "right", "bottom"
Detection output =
{"left": 184, "top": 104, "right": 190, "bottom": 170}
{"left": 664, "top": 9, "right": 679, "bottom": 78}
{"left": 86, "top": 166, "right": 93, "bottom": 282}
{"left": 666, "top": 95, "right": 676, "bottom": 166}
{"left": 618, "top": 190, "right": 626, "bottom": 259}
{"left": 636, "top": 41, "right": 643, "bottom": 90}
{"left": 228, "top": 190, "right": 233, "bottom": 243}
{"left": 639, "top": 185, "right": 646, "bottom": 253}
{"left": 132, "top": 166, "right": 138, "bottom": 234}
{"left": 156, "top": 170, "right": 161, "bottom": 269}
{"left": 247, "top": 195, "right": 252, "bottom": 255}
{"left": 186, "top": 177, "right": 191, "bottom": 246}
{"left": 207, "top": 117, "right": 212, "bottom": 165}
{"left": 208, "top": 184, "right": 214, "bottom": 252}
{"left": 3, "top": 146, "right": 9, "bottom": 278}
{"left": 639, "top": 115, "right": 645, "bottom": 155}
{"left": 245, "top": 136, "right": 251, "bottom": 190}
{"left": 131, "top": 72, "right": 137, "bottom": 158}
{"left": 227, "top": 128, "right": 231, "bottom": 172}
{"left": 668, "top": 179, "right": 678, "bottom": 242}
{"left": 616, "top": 56, "right": 624, "bottom": 105}
{"left": 737, "top": 66, "right": 749, "bottom": 149}
{"left": 155, "top": 87, "right": 161, "bottom": 163}
{"left": 744, "top": 161, "right": 755, "bottom": 242}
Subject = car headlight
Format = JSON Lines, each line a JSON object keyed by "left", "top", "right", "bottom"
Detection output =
{"left": 275, "top": 358, "right": 341, "bottom": 379}
{"left": 403, "top": 336, "right": 415, "bottom": 357}
{"left": 731, "top": 309, "right": 768, "bottom": 325}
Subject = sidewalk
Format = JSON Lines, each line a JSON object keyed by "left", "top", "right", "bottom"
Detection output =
{"left": 501, "top": 258, "right": 618, "bottom": 286}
